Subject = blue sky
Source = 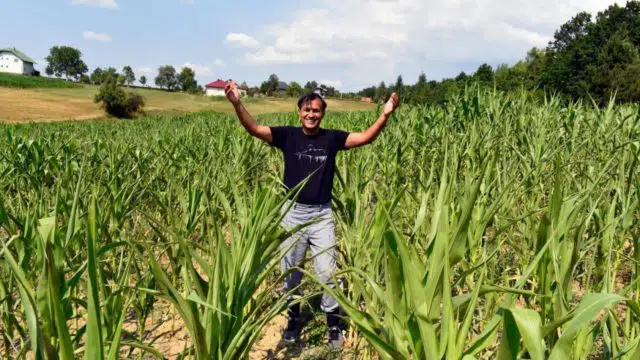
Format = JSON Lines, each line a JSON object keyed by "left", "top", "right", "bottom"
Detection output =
{"left": 2, "top": 0, "right": 622, "bottom": 91}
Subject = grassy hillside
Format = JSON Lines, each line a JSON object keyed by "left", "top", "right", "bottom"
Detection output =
{"left": 0, "top": 72, "right": 80, "bottom": 89}
{"left": 0, "top": 84, "right": 375, "bottom": 122}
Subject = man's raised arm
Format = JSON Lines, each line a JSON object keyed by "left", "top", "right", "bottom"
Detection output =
{"left": 225, "top": 80, "right": 272, "bottom": 144}
{"left": 345, "top": 92, "right": 399, "bottom": 149}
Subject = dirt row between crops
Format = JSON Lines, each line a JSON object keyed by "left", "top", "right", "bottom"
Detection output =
{"left": 130, "top": 301, "right": 347, "bottom": 359}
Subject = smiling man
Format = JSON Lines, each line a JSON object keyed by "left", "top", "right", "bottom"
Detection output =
{"left": 224, "top": 80, "right": 399, "bottom": 350}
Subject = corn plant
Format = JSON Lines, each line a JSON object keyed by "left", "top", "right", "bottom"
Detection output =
{"left": 0, "top": 88, "right": 637, "bottom": 359}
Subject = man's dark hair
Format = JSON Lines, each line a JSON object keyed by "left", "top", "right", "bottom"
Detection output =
{"left": 297, "top": 92, "right": 327, "bottom": 111}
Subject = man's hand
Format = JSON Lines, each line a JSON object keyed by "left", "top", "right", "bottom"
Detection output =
{"left": 225, "top": 80, "right": 241, "bottom": 105}
{"left": 227, "top": 79, "right": 273, "bottom": 143}
{"left": 345, "top": 92, "right": 400, "bottom": 149}
{"left": 383, "top": 92, "right": 400, "bottom": 116}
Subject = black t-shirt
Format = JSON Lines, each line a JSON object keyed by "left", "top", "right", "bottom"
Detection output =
{"left": 270, "top": 126, "right": 350, "bottom": 204}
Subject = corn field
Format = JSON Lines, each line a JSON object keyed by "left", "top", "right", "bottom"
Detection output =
{"left": 0, "top": 89, "right": 639, "bottom": 359}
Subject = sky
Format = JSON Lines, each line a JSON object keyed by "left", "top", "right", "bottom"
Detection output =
{"left": 1, "top": 0, "right": 626, "bottom": 92}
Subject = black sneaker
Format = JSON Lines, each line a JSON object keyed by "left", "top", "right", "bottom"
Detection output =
{"left": 283, "top": 316, "right": 301, "bottom": 344}
{"left": 328, "top": 326, "right": 344, "bottom": 351}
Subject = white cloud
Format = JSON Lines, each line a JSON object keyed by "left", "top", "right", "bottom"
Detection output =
{"left": 71, "top": 0, "right": 119, "bottom": 10}
{"left": 83, "top": 31, "right": 112, "bottom": 42}
{"left": 224, "top": 33, "right": 260, "bottom": 48}
{"left": 181, "top": 62, "right": 212, "bottom": 75}
{"left": 236, "top": 0, "right": 617, "bottom": 88}
{"left": 213, "top": 59, "right": 226, "bottom": 67}
{"left": 319, "top": 80, "right": 343, "bottom": 89}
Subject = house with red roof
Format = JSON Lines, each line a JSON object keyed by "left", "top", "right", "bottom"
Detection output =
{"left": 205, "top": 79, "right": 247, "bottom": 97}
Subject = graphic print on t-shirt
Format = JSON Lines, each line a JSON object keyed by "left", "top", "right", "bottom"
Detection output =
{"left": 294, "top": 144, "right": 328, "bottom": 164}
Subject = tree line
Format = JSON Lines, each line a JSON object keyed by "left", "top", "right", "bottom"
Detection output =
{"left": 358, "top": 1, "right": 640, "bottom": 106}
{"left": 44, "top": 47, "right": 202, "bottom": 93}
{"left": 40, "top": 48, "right": 342, "bottom": 99}
{"left": 254, "top": 74, "right": 339, "bottom": 98}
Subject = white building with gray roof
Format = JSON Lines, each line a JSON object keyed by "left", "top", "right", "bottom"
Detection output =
{"left": 0, "top": 47, "right": 37, "bottom": 75}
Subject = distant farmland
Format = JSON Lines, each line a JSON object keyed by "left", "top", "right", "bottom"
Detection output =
{"left": 0, "top": 76, "right": 374, "bottom": 122}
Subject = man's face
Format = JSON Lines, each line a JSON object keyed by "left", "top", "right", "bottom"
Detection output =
{"left": 298, "top": 99, "right": 325, "bottom": 131}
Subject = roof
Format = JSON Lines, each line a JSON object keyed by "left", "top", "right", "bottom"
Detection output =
{"left": 205, "top": 79, "right": 226, "bottom": 89}
{"left": 205, "top": 79, "right": 248, "bottom": 90}
{"left": 277, "top": 81, "right": 289, "bottom": 91}
{"left": 0, "top": 47, "right": 36, "bottom": 64}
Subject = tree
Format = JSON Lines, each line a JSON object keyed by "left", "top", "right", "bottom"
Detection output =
{"left": 433, "top": 78, "right": 461, "bottom": 105}
{"left": 454, "top": 72, "right": 468, "bottom": 82}
{"left": 304, "top": 80, "right": 318, "bottom": 93}
{"left": 474, "top": 63, "right": 494, "bottom": 85}
{"left": 494, "top": 63, "right": 527, "bottom": 92}
{"left": 314, "top": 84, "right": 338, "bottom": 97}
{"left": 592, "top": 29, "right": 640, "bottom": 103}
{"left": 268, "top": 74, "right": 280, "bottom": 94}
{"left": 321, "top": 85, "right": 338, "bottom": 97}
{"left": 155, "top": 65, "right": 179, "bottom": 91}
{"left": 45, "top": 46, "right": 88, "bottom": 80}
{"left": 90, "top": 67, "right": 118, "bottom": 85}
{"left": 260, "top": 74, "right": 280, "bottom": 95}
{"left": 94, "top": 77, "right": 145, "bottom": 118}
{"left": 374, "top": 81, "right": 387, "bottom": 103}
{"left": 413, "top": 72, "right": 429, "bottom": 103}
{"left": 548, "top": 12, "right": 593, "bottom": 53}
{"left": 417, "top": 72, "right": 427, "bottom": 86}
{"left": 90, "top": 68, "right": 104, "bottom": 84}
{"left": 287, "top": 81, "right": 304, "bottom": 97}
{"left": 358, "top": 86, "right": 376, "bottom": 98}
{"left": 139, "top": 75, "right": 147, "bottom": 87}
{"left": 122, "top": 66, "right": 135, "bottom": 86}
{"left": 541, "top": 2, "right": 640, "bottom": 103}
{"left": 177, "top": 67, "right": 199, "bottom": 93}
{"left": 543, "top": 12, "right": 595, "bottom": 98}
{"left": 524, "top": 47, "right": 547, "bottom": 90}
{"left": 394, "top": 75, "right": 404, "bottom": 96}
{"left": 103, "top": 67, "right": 119, "bottom": 82}
{"left": 606, "top": 60, "right": 640, "bottom": 103}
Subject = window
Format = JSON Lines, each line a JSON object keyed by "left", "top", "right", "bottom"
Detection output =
{"left": 14, "top": 59, "right": 18, "bottom": 62}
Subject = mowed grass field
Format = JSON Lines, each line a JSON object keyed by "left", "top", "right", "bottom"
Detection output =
{"left": 0, "top": 84, "right": 375, "bottom": 122}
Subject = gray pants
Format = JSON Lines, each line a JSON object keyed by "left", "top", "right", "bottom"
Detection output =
{"left": 280, "top": 201, "right": 339, "bottom": 312}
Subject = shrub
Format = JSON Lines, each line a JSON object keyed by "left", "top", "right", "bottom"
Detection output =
{"left": 94, "top": 79, "right": 145, "bottom": 118}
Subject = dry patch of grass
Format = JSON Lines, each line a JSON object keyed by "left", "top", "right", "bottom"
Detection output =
{"left": 0, "top": 85, "right": 375, "bottom": 123}
{"left": 0, "top": 87, "right": 103, "bottom": 122}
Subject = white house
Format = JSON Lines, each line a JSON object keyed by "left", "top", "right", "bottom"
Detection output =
{"left": 0, "top": 48, "right": 37, "bottom": 75}
{"left": 205, "top": 79, "right": 247, "bottom": 97}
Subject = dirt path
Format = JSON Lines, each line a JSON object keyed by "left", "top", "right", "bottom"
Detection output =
{"left": 118, "top": 305, "right": 349, "bottom": 359}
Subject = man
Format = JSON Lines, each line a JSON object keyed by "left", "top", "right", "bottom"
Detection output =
{"left": 224, "top": 80, "right": 399, "bottom": 349}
